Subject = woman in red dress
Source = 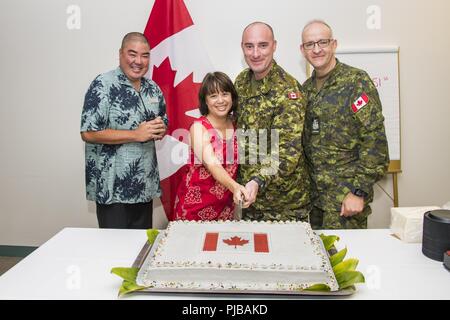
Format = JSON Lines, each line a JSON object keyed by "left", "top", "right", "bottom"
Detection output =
{"left": 173, "top": 72, "right": 250, "bottom": 221}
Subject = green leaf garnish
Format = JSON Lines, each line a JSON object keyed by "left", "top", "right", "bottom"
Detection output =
{"left": 111, "top": 229, "right": 160, "bottom": 297}
{"left": 118, "top": 280, "right": 146, "bottom": 297}
{"left": 304, "top": 284, "right": 331, "bottom": 291}
{"left": 335, "top": 271, "right": 365, "bottom": 289}
{"left": 319, "top": 234, "right": 340, "bottom": 251}
{"left": 329, "top": 247, "right": 347, "bottom": 267}
{"left": 111, "top": 267, "right": 146, "bottom": 297}
{"left": 333, "top": 258, "right": 359, "bottom": 275}
{"left": 146, "top": 229, "right": 160, "bottom": 245}
{"left": 316, "top": 234, "right": 365, "bottom": 292}
{"left": 111, "top": 267, "right": 139, "bottom": 282}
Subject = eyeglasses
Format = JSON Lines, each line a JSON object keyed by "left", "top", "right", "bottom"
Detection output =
{"left": 302, "top": 39, "right": 334, "bottom": 50}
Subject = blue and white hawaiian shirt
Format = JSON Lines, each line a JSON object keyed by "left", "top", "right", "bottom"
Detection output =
{"left": 80, "top": 67, "right": 168, "bottom": 204}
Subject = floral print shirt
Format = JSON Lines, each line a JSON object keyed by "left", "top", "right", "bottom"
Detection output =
{"left": 80, "top": 67, "right": 168, "bottom": 204}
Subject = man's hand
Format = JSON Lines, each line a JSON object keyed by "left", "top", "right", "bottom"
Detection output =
{"left": 232, "top": 184, "right": 251, "bottom": 208}
{"left": 340, "top": 193, "right": 364, "bottom": 217}
{"left": 243, "top": 180, "right": 259, "bottom": 207}
{"left": 134, "top": 117, "right": 166, "bottom": 142}
{"left": 149, "top": 116, "right": 167, "bottom": 140}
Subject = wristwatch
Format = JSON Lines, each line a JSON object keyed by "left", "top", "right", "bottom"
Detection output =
{"left": 352, "top": 188, "right": 368, "bottom": 198}
{"left": 250, "top": 176, "right": 266, "bottom": 190}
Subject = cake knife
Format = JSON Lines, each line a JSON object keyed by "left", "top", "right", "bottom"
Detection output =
{"left": 235, "top": 197, "right": 243, "bottom": 221}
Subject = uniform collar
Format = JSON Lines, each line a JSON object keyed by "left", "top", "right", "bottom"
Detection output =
{"left": 241, "top": 60, "right": 280, "bottom": 98}
{"left": 310, "top": 59, "right": 343, "bottom": 86}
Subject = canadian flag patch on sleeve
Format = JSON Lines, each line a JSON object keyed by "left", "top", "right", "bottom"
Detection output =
{"left": 351, "top": 93, "right": 369, "bottom": 113}
{"left": 288, "top": 92, "right": 301, "bottom": 100}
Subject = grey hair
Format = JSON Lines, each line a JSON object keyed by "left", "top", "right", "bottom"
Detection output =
{"left": 302, "top": 19, "right": 334, "bottom": 38}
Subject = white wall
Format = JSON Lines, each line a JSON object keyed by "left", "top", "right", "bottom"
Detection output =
{"left": 1, "top": 0, "right": 449, "bottom": 246}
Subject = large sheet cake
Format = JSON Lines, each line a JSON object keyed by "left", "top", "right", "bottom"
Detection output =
{"left": 136, "top": 220, "right": 338, "bottom": 291}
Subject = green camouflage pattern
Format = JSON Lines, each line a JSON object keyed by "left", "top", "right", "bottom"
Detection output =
{"left": 302, "top": 60, "right": 389, "bottom": 229}
{"left": 234, "top": 61, "right": 312, "bottom": 220}
{"left": 242, "top": 205, "right": 310, "bottom": 223}
{"left": 309, "top": 206, "right": 370, "bottom": 230}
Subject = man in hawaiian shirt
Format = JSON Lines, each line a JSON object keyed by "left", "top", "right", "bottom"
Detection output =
{"left": 80, "top": 32, "right": 168, "bottom": 229}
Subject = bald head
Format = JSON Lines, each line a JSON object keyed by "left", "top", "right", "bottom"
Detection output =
{"left": 242, "top": 21, "right": 275, "bottom": 41}
{"left": 302, "top": 20, "right": 333, "bottom": 42}
{"left": 121, "top": 32, "right": 150, "bottom": 50}
{"left": 241, "top": 21, "right": 277, "bottom": 80}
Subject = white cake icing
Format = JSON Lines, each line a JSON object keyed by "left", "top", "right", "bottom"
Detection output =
{"left": 136, "top": 220, "right": 338, "bottom": 291}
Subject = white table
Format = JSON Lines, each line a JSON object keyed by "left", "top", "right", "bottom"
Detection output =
{"left": 0, "top": 227, "right": 448, "bottom": 300}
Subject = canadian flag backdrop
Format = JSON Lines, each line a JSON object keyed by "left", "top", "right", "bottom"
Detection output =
{"left": 144, "top": 0, "right": 213, "bottom": 220}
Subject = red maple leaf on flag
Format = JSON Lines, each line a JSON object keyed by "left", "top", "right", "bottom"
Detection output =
{"left": 144, "top": 0, "right": 212, "bottom": 221}
{"left": 144, "top": 0, "right": 210, "bottom": 221}
{"left": 151, "top": 58, "right": 201, "bottom": 220}
{"left": 223, "top": 236, "right": 250, "bottom": 249}
{"left": 152, "top": 57, "right": 201, "bottom": 135}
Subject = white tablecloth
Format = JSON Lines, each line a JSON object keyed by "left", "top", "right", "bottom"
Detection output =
{"left": 0, "top": 227, "right": 448, "bottom": 299}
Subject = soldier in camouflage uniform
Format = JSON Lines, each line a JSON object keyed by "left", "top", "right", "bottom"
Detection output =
{"left": 234, "top": 22, "right": 312, "bottom": 222}
{"left": 300, "top": 20, "right": 389, "bottom": 229}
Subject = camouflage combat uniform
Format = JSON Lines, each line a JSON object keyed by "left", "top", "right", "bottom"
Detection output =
{"left": 302, "top": 60, "right": 389, "bottom": 229}
{"left": 234, "top": 61, "right": 312, "bottom": 221}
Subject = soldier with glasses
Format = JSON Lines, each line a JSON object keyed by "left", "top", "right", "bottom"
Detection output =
{"left": 300, "top": 20, "right": 389, "bottom": 229}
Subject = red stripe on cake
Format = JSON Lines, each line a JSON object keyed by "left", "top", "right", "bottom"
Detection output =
{"left": 203, "top": 232, "right": 219, "bottom": 251}
{"left": 254, "top": 233, "right": 269, "bottom": 253}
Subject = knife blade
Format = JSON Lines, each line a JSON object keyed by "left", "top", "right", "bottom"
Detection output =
{"left": 234, "top": 197, "right": 243, "bottom": 221}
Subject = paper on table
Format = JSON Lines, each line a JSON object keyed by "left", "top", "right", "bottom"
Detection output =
{"left": 390, "top": 206, "right": 440, "bottom": 243}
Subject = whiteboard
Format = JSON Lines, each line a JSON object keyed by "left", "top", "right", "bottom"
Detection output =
{"left": 335, "top": 48, "right": 401, "bottom": 167}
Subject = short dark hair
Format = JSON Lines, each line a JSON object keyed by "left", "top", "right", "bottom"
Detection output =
{"left": 121, "top": 32, "right": 150, "bottom": 50}
{"left": 198, "top": 72, "right": 238, "bottom": 117}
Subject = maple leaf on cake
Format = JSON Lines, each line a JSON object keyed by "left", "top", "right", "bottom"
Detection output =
{"left": 223, "top": 236, "right": 250, "bottom": 249}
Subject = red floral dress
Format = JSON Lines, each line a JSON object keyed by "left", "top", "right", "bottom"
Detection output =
{"left": 173, "top": 116, "right": 238, "bottom": 221}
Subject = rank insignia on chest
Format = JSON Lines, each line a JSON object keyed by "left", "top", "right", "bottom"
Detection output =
{"left": 288, "top": 91, "right": 301, "bottom": 100}
{"left": 351, "top": 92, "right": 369, "bottom": 113}
{"left": 312, "top": 117, "right": 320, "bottom": 134}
